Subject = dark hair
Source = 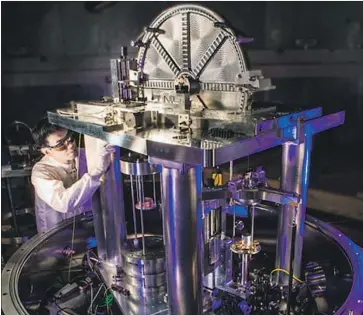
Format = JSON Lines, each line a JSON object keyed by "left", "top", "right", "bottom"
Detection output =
{"left": 32, "top": 117, "right": 65, "bottom": 148}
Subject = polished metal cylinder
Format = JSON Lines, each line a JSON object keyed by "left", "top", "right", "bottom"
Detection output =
{"left": 84, "top": 136, "right": 127, "bottom": 266}
{"left": 121, "top": 236, "right": 166, "bottom": 295}
{"left": 99, "top": 149, "right": 127, "bottom": 265}
{"left": 90, "top": 190, "right": 107, "bottom": 261}
{"left": 275, "top": 137, "right": 312, "bottom": 285}
{"left": 120, "top": 159, "right": 159, "bottom": 176}
{"left": 161, "top": 164, "right": 203, "bottom": 315}
{"left": 241, "top": 254, "right": 249, "bottom": 285}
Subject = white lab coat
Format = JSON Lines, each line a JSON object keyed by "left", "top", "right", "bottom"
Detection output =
{"left": 31, "top": 149, "right": 101, "bottom": 233}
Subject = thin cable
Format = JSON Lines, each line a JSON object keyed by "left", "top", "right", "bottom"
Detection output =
{"left": 269, "top": 268, "right": 303, "bottom": 283}
{"left": 68, "top": 134, "right": 82, "bottom": 282}
{"left": 130, "top": 174, "right": 138, "bottom": 243}
{"left": 88, "top": 284, "right": 105, "bottom": 314}
{"left": 251, "top": 204, "right": 255, "bottom": 245}
{"left": 139, "top": 176, "right": 146, "bottom": 255}
{"left": 152, "top": 173, "right": 157, "bottom": 206}
{"left": 230, "top": 160, "right": 236, "bottom": 238}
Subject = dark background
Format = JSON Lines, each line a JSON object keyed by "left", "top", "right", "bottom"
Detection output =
{"left": 2, "top": 1, "right": 363, "bottom": 176}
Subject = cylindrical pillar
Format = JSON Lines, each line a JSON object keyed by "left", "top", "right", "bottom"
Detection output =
{"left": 241, "top": 254, "right": 249, "bottom": 286}
{"left": 91, "top": 190, "right": 107, "bottom": 261}
{"left": 161, "top": 164, "right": 203, "bottom": 315}
{"left": 275, "top": 135, "right": 312, "bottom": 285}
{"left": 85, "top": 136, "right": 127, "bottom": 266}
{"left": 100, "top": 149, "right": 127, "bottom": 265}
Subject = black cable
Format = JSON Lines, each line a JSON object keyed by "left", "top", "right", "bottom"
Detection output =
{"left": 287, "top": 223, "right": 297, "bottom": 315}
{"left": 54, "top": 299, "right": 76, "bottom": 315}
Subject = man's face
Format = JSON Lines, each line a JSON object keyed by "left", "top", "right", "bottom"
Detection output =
{"left": 41, "top": 129, "right": 78, "bottom": 164}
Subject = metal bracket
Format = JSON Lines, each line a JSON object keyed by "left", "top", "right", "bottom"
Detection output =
{"left": 148, "top": 157, "right": 196, "bottom": 174}
{"left": 235, "top": 70, "right": 275, "bottom": 92}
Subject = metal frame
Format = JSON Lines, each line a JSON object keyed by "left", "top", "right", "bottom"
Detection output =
{"left": 47, "top": 110, "right": 345, "bottom": 167}
{"left": 2, "top": 215, "right": 363, "bottom": 315}
{"left": 47, "top": 106, "right": 345, "bottom": 314}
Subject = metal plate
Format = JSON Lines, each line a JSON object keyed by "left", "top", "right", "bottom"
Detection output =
{"left": 48, "top": 110, "right": 344, "bottom": 166}
{"left": 2, "top": 214, "right": 363, "bottom": 315}
{"left": 137, "top": 4, "right": 248, "bottom": 111}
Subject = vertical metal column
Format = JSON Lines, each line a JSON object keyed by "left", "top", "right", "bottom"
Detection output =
{"left": 85, "top": 136, "right": 127, "bottom": 266}
{"left": 91, "top": 190, "right": 107, "bottom": 261}
{"left": 161, "top": 163, "right": 203, "bottom": 315}
{"left": 100, "top": 148, "right": 127, "bottom": 265}
{"left": 275, "top": 133, "right": 312, "bottom": 286}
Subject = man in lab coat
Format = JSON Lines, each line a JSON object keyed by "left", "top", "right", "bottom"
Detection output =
{"left": 31, "top": 118, "right": 114, "bottom": 233}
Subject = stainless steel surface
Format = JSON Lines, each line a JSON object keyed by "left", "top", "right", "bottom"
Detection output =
{"left": 6, "top": 3, "right": 352, "bottom": 315}
{"left": 240, "top": 253, "right": 249, "bottom": 286}
{"left": 232, "top": 186, "right": 300, "bottom": 206}
{"left": 99, "top": 266, "right": 168, "bottom": 315}
{"left": 136, "top": 175, "right": 147, "bottom": 255}
{"left": 130, "top": 174, "right": 138, "bottom": 243}
{"left": 161, "top": 163, "right": 203, "bottom": 315}
{"left": 48, "top": 109, "right": 344, "bottom": 166}
{"left": 85, "top": 137, "right": 127, "bottom": 265}
{"left": 120, "top": 158, "right": 159, "bottom": 176}
{"left": 100, "top": 149, "right": 127, "bottom": 265}
{"left": 2, "top": 212, "right": 363, "bottom": 315}
{"left": 121, "top": 236, "right": 166, "bottom": 291}
{"left": 275, "top": 140, "right": 311, "bottom": 286}
{"left": 137, "top": 4, "right": 252, "bottom": 112}
{"left": 122, "top": 237, "right": 165, "bottom": 275}
{"left": 203, "top": 208, "right": 222, "bottom": 274}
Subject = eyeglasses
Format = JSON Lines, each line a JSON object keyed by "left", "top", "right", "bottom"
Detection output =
{"left": 45, "top": 131, "right": 76, "bottom": 151}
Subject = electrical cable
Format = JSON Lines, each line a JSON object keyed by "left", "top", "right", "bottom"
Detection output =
{"left": 269, "top": 268, "right": 304, "bottom": 284}
{"left": 68, "top": 134, "right": 82, "bottom": 282}
{"left": 54, "top": 299, "right": 76, "bottom": 315}
{"left": 88, "top": 284, "right": 105, "bottom": 314}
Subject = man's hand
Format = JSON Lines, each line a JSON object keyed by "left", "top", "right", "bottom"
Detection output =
{"left": 88, "top": 144, "right": 116, "bottom": 180}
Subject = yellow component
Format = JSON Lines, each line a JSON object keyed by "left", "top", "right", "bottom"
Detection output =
{"left": 212, "top": 173, "right": 223, "bottom": 187}
{"left": 288, "top": 201, "right": 299, "bottom": 207}
{"left": 269, "top": 268, "right": 304, "bottom": 283}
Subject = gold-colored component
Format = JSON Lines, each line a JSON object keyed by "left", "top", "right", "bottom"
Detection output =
{"left": 231, "top": 238, "right": 261, "bottom": 255}
{"left": 288, "top": 201, "right": 299, "bottom": 208}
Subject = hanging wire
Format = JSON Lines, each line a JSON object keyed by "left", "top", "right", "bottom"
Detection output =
{"left": 68, "top": 133, "right": 82, "bottom": 281}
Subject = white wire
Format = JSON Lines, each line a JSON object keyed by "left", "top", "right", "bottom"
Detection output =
{"left": 68, "top": 136, "right": 81, "bottom": 281}
{"left": 89, "top": 285, "right": 94, "bottom": 314}
{"left": 88, "top": 284, "right": 104, "bottom": 314}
